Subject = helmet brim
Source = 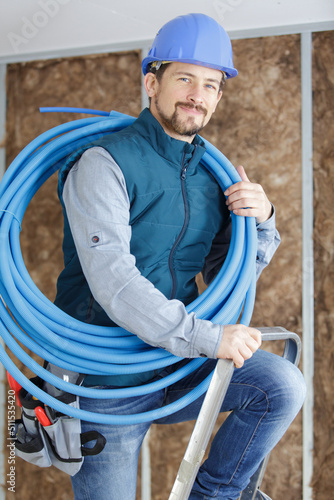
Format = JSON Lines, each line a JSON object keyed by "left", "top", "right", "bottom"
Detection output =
{"left": 141, "top": 57, "right": 238, "bottom": 79}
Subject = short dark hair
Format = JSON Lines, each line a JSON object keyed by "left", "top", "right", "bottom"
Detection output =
{"left": 146, "top": 62, "right": 170, "bottom": 82}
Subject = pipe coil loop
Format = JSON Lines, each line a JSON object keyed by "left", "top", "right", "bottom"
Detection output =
{"left": 0, "top": 108, "right": 257, "bottom": 424}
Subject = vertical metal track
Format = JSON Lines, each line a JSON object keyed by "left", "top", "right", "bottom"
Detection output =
{"left": 140, "top": 47, "right": 151, "bottom": 500}
{"left": 0, "top": 62, "right": 7, "bottom": 500}
{"left": 141, "top": 47, "right": 149, "bottom": 111}
{"left": 0, "top": 64, "right": 6, "bottom": 180}
{"left": 301, "top": 31, "right": 314, "bottom": 500}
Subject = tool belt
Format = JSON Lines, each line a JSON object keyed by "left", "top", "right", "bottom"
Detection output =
{"left": 13, "top": 364, "right": 106, "bottom": 476}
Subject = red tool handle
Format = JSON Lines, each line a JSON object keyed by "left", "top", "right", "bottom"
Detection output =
{"left": 7, "top": 372, "right": 22, "bottom": 407}
{"left": 35, "top": 406, "right": 52, "bottom": 426}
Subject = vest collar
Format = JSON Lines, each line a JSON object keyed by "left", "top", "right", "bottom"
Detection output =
{"left": 131, "top": 108, "right": 206, "bottom": 166}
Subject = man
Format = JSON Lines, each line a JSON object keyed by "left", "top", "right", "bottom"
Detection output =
{"left": 55, "top": 13, "right": 306, "bottom": 500}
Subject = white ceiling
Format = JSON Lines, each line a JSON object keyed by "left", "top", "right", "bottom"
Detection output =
{"left": 1, "top": 0, "right": 334, "bottom": 64}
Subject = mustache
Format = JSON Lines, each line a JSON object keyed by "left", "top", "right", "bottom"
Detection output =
{"left": 175, "top": 102, "right": 207, "bottom": 116}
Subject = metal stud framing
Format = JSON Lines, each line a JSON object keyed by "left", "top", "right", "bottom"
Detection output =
{"left": 0, "top": 20, "right": 332, "bottom": 498}
{"left": 301, "top": 31, "right": 314, "bottom": 500}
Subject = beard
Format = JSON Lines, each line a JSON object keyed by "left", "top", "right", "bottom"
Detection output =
{"left": 155, "top": 98, "right": 208, "bottom": 137}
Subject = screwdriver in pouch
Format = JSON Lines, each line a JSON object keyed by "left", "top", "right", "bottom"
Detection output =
{"left": 35, "top": 406, "right": 52, "bottom": 426}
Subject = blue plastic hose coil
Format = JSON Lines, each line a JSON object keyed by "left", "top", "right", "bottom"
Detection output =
{"left": 0, "top": 108, "right": 257, "bottom": 424}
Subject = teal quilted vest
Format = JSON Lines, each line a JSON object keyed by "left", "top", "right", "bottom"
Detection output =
{"left": 55, "top": 109, "right": 226, "bottom": 384}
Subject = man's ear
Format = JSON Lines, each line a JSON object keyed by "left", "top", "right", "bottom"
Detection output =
{"left": 144, "top": 73, "right": 159, "bottom": 98}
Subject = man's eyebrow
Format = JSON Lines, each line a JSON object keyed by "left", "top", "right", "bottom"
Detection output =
{"left": 172, "top": 71, "right": 221, "bottom": 86}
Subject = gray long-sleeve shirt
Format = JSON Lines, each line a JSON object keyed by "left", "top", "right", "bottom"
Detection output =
{"left": 63, "top": 147, "right": 281, "bottom": 360}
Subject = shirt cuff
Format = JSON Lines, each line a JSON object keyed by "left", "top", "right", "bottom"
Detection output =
{"left": 256, "top": 203, "right": 276, "bottom": 234}
{"left": 190, "top": 321, "right": 224, "bottom": 358}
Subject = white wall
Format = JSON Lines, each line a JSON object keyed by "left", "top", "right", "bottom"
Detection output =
{"left": 1, "top": 0, "right": 334, "bottom": 64}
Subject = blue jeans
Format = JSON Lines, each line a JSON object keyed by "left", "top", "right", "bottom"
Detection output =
{"left": 71, "top": 349, "right": 306, "bottom": 499}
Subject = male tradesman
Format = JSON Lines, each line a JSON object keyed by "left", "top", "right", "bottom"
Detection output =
{"left": 55, "top": 13, "right": 306, "bottom": 500}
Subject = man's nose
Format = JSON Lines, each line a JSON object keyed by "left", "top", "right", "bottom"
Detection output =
{"left": 187, "top": 85, "right": 204, "bottom": 104}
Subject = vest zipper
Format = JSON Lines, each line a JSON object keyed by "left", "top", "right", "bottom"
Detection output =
{"left": 168, "top": 146, "right": 197, "bottom": 299}
{"left": 86, "top": 294, "right": 95, "bottom": 323}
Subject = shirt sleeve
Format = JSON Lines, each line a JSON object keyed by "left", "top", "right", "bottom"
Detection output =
{"left": 62, "top": 147, "right": 223, "bottom": 359}
{"left": 255, "top": 208, "right": 281, "bottom": 278}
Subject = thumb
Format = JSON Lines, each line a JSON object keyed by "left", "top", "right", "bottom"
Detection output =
{"left": 236, "top": 165, "right": 250, "bottom": 182}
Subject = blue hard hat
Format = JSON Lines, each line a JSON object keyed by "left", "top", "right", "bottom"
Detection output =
{"left": 142, "top": 13, "right": 238, "bottom": 79}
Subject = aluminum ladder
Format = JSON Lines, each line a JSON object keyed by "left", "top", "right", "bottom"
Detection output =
{"left": 168, "top": 327, "right": 301, "bottom": 500}
{"left": 141, "top": 326, "right": 301, "bottom": 500}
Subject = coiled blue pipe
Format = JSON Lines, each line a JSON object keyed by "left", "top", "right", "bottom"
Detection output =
{"left": 0, "top": 108, "right": 257, "bottom": 424}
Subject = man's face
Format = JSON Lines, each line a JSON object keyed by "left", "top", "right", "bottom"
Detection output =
{"left": 145, "top": 62, "right": 223, "bottom": 142}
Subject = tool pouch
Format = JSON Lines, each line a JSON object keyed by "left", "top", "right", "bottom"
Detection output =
{"left": 13, "top": 366, "right": 106, "bottom": 476}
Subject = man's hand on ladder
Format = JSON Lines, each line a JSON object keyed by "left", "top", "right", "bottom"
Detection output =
{"left": 217, "top": 325, "right": 262, "bottom": 368}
